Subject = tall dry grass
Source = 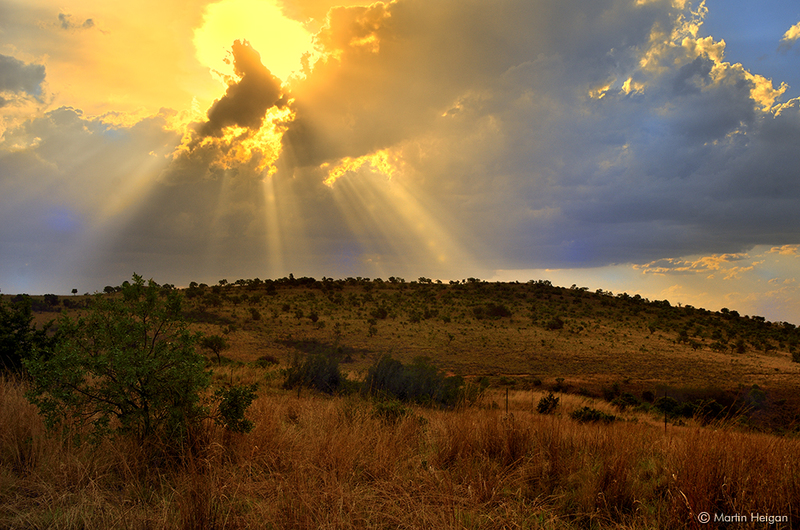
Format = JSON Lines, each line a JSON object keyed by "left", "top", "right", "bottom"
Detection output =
{"left": 1, "top": 376, "right": 798, "bottom": 529}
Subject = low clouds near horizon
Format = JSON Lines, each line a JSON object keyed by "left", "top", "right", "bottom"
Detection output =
{"left": 2, "top": 0, "right": 800, "bottom": 322}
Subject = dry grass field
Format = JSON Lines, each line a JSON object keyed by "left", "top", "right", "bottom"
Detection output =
{"left": 3, "top": 277, "right": 800, "bottom": 528}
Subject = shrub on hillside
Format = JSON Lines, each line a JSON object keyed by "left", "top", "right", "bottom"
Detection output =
{"left": 0, "top": 295, "right": 54, "bottom": 375}
{"left": 611, "top": 392, "right": 641, "bottom": 411}
{"left": 537, "top": 392, "right": 560, "bottom": 414}
{"left": 472, "top": 302, "right": 512, "bottom": 320}
{"left": 214, "top": 383, "right": 258, "bottom": 433}
{"left": 570, "top": 406, "right": 616, "bottom": 424}
{"left": 363, "top": 355, "right": 467, "bottom": 407}
{"left": 282, "top": 352, "right": 343, "bottom": 394}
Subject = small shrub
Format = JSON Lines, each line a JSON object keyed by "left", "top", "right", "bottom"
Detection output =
{"left": 214, "top": 383, "right": 258, "bottom": 433}
{"left": 570, "top": 406, "right": 616, "bottom": 424}
{"left": 372, "top": 400, "right": 411, "bottom": 424}
{"left": 254, "top": 354, "right": 280, "bottom": 367}
{"left": 497, "top": 375, "right": 516, "bottom": 386}
{"left": 370, "top": 306, "right": 389, "bottom": 319}
{"left": 611, "top": 392, "right": 640, "bottom": 411}
{"left": 473, "top": 303, "right": 512, "bottom": 320}
{"left": 282, "top": 352, "right": 343, "bottom": 394}
{"left": 537, "top": 392, "right": 560, "bottom": 414}
{"left": 654, "top": 396, "right": 679, "bottom": 415}
{"left": 363, "top": 355, "right": 465, "bottom": 407}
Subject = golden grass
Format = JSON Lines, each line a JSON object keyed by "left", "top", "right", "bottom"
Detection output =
{"left": 2, "top": 375, "right": 799, "bottom": 529}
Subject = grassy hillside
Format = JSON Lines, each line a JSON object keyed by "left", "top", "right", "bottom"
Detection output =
{"left": 18, "top": 276, "right": 800, "bottom": 430}
{"left": 3, "top": 276, "right": 800, "bottom": 528}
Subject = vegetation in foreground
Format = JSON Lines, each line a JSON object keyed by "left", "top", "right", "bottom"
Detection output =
{"left": 3, "top": 376, "right": 800, "bottom": 529}
{"left": 1, "top": 274, "right": 800, "bottom": 528}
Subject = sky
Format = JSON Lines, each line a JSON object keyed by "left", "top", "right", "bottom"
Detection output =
{"left": 2, "top": 0, "right": 800, "bottom": 324}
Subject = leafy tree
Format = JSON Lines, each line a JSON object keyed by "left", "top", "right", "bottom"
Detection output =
{"left": 200, "top": 334, "right": 229, "bottom": 364}
{"left": 24, "top": 274, "right": 211, "bottom": 443}
{"left": 0, "top": 296, "right": 53, "bottom": 374}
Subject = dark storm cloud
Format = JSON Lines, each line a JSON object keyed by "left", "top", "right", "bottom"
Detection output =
{"left": 277, "top": 0, "right": 800, "bottom": 271}
{"left": 199, "top": 40, "right": 284, "bottom": 138}
{"left": 4, "top": 0, "right": 800, "bottom": 294}
{"left": 0, "top": 54, "right": 45, "bottom": 97}
{"left": 280, "top": 0, "right": 673, "bottom": 167}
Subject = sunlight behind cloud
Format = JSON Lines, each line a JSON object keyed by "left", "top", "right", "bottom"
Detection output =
{"left": 193, "top": 0, "right": 312, "bottom": 83}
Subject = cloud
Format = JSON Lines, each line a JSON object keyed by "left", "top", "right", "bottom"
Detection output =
{"left": 0, "top": 106, "right": 184, "bottom": 291}
{"left": 271, "top": 0, "right": 800, "bottom": 272}
{"left": 57, "top": 13, "right": 96, "bottom": 31}
{"left": 769, "top": 245, "right": 800, "bottom": 257}
{"left": 4, "top": 0, "right": 800, "bottom": 299}
{"left": 634, "top": 254, "right": 749, "bottom": 276}
{"left": 198, "top": 40, "right": 285, "bottom": 138}
{"left": 0, "top": 54, "right": 46, "bottom": 98}
{"left": 779, "top": 21, "right": 800, "bottom": 51}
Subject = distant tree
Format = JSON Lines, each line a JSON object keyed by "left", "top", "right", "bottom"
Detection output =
{"left": 71, "top": 288, "right": 78, "bottom": 296}
{"left": 43, "top": 294, "right": 59, "bottom": 307}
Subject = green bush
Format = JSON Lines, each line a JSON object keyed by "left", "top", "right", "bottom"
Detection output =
{"left": 372, "top": 400, "right": 411, "bottom": 424}
{"left": 282, "top": 352, "right": 343, "bottom": 394}
{"left": 254, "top": 354, "right": 280, "bottom": 367}
{"left": 23, "top": 274, "right": 211, "bottom": 444}
{"left": 654, "top": 396, "right": 679, "bottom": 415}
{"left": 611, "top": 392, "right": 641, "bottom": 411}
{"left": 570, "top": 406, "right": 616, "bottom": 424}
{"left": 214, "top": 383, "right": 258, "bottom": 433}
{"left": 537, "top": 392, "right": 560, "bottom": 414}
{"left": 363, "top": 355, "right": 466, "bottom": 407}
{"left": 0, "top": 295, "right": 53, "bottom": 374}
{"left": 472, "top": 303, "right": 512, "bottom": 320}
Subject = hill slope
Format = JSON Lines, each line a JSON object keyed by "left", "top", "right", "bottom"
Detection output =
{"left": 20, "top": 276, "right": 800, "bottom": 429}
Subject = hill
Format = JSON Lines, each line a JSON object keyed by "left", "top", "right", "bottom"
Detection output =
{"left": 20, "top": 275, "right": 800, "bottom": 431}
{"left": 4, "top": 276, "right": 800, "bottom": 528}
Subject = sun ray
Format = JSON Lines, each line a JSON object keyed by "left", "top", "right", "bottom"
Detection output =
{"left": 324, "top": 152, "right": 479, "bottom": 279}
